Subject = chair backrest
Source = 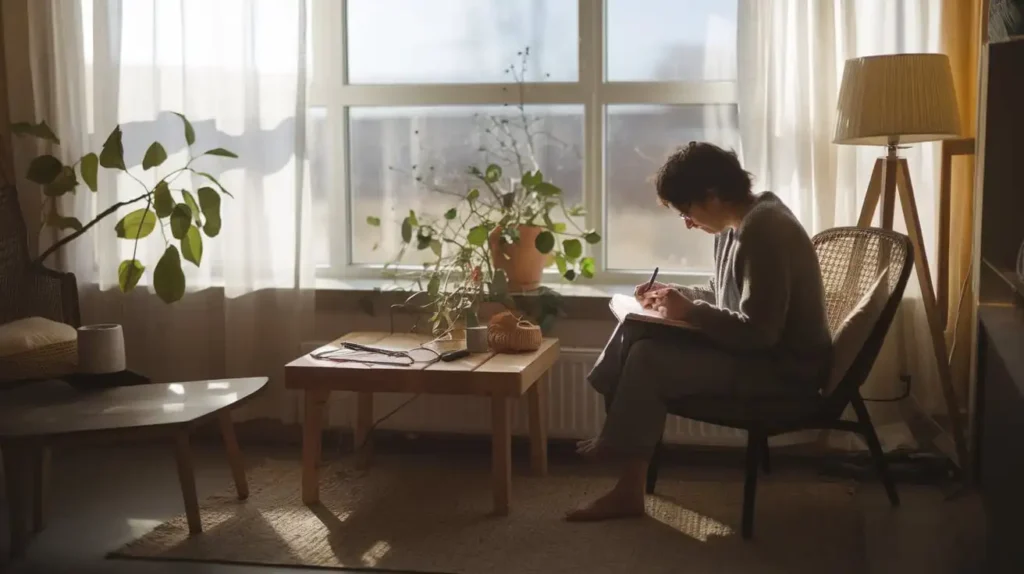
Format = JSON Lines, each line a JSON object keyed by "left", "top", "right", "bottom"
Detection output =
{"left": 0, "top": 185, "right": 80, "bottom": 327}
{"left": 812, "top": 227, "right": 914, "bottom": 407}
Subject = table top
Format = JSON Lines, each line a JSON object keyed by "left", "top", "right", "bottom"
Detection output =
{"left": 285, "top": 332, "right": 560, "bottom": 397}
{"left": 0, "top": 377, "right": 268, "bottom": 439}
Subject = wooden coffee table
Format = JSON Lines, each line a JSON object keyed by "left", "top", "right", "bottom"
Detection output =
{"left": 285, "top": 332, "right": 560, "bottom": 515}
{"left": 0, "top": 377, "right": 268, "bottom": 557}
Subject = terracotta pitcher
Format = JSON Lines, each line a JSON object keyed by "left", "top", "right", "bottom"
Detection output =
{"left": 488, "top": 225, "right": 547, "bottom": 292}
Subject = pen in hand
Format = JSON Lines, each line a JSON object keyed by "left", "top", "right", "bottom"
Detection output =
{"left": 640, "top": 267, "right": 660, "bottom": 301}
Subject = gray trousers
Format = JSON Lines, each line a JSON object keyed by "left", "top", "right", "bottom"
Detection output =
{"left": 587, "top": 322, "right": 794, "bottom": 458}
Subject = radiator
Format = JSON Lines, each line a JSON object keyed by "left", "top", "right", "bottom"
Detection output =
{"left": 310, "top": 345, "right": 750, "bottom": 447}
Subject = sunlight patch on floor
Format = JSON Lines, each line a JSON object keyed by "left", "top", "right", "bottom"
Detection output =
{"left": 361, "top": 540, "right": 392, "bottom": 567}
{"left": 125, "top": 518, "right": 164, "bottom": 537}
{"left": 645, "top": 496, "right": 734, "bottom": 542}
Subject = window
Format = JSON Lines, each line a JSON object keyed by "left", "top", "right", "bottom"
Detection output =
{"left": 321, "top": 0, "right": 740, "bottom": 282}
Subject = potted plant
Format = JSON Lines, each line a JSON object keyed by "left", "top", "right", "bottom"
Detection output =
{"left": 368, "top": 49, "right": 600, "bottom": 335}
{"left": 11, "top": 113, "right": 237, "bottom": 304}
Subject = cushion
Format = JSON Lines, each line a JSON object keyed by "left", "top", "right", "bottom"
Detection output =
{"left": 0, "top": 317, "right": 78, "bottom": 383}
{"left": 822, "top": 270, "right": 889, "bottom": 395}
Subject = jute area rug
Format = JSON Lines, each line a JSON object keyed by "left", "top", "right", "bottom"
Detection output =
{"left": 112, "top": 455, "right": 865, "bottom": 573}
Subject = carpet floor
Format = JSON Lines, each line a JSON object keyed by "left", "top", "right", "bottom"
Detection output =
{"left": 112, "top": 455, "right": 865, "bottom": 573}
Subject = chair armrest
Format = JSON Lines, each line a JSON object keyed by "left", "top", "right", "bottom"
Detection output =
{"left": 18, "top": 265, "right": 81, "bottom": 328}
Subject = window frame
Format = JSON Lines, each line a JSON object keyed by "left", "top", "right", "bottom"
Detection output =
{"left": 312, "top": 0, "right": 738, "bottom": 286}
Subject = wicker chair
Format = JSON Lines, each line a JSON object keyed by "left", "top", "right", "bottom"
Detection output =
{"left": 0, "top": 184, "right": 80, "bottom": 328}
{"left": 644, "top": 226, "right": 914, "bottom": 539}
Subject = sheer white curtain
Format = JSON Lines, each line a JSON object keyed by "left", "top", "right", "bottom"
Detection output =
{"left": 11, "top": 0, "right": 328, "bottom": 422}
{"left": 738, "top": 0, "right": 944, "bottom": 449}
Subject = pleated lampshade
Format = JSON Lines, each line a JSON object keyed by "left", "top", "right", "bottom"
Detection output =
{"left": 833, "top": 53, "right": 961, "bottom": 146}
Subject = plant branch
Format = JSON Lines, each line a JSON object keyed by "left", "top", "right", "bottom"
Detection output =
{"left": 33, "top": 192, "right": 151, "bottom": 264}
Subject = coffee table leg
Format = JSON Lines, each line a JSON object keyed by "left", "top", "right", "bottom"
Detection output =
{"left": 173, "top": 431, "right": 203, "bottom": 535}
{"left": 354, "top": 392, "right": 374, "bottom": 470}
{"left": 32, "top": 446, "right": 50, "bottom": 533}
{"left": 302, "top": 389, "right": 329, "bottom": 505}
{"left": 491, "top": 396, "right": 511, "bottom": 515}
{"left": 528, "top": 380, "right": 549, "bottom": 477}
{"left": 219, "top": 411, "right": 249, "bottom": 500}
{"left": 3, "top": 442, "right": 32, "bottom": 557}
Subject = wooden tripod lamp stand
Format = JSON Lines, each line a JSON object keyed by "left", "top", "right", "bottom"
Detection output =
{"left": 833, "top": 53, "right": 969, "bottom": 469}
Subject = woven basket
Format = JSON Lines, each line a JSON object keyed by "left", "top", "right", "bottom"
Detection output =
{"left": 487, "top": 311, "right": 542, "bottom": 353}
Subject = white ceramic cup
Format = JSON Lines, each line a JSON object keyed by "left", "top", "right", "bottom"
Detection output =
{"left": 466, "top": 326, "right": 489, "bottom": 353}
{"left": 77, "top": 324, "right": 126, "bottom": 374}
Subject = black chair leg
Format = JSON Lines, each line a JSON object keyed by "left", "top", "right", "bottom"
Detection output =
{"left": 851, "top": 394, "right": 900, "bottom": 507}
{"left": 742, "top": 429, "right": 763, "bottom": 539}
{"left": 761, "top": 435, "right": 771, "bottom": 474}
{"left": 646, "top": 440, "right": 663, "bottom": 494}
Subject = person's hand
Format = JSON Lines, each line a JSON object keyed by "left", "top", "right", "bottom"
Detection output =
{"left": 634, "top": 280, "right": 669, "bottom": 301}
{"left": 643, "top": 287, "right": 694, "bottom": 321}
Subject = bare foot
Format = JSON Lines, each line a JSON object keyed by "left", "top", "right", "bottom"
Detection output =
{"left": 565, "top": 489, "right": 645, "bottom": 522}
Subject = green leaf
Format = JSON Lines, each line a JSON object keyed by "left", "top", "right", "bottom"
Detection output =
{"left": 99, "top": 126, "right": 126, "bottom": 170}
{"left": 534, "top": 230, "right": 555, "bottom": 254}
{"left": 552, "top": 222, "right": 567, "bottom": 233}
{"left": 555, "top": 253, "right": 567, "bottom": 275}
{"left": 427, "top": 274, "right": 440, "bottom": 296}
{"left": 196, "top": 171, "right": 233, "bottom": 198}
{"left": 467, "top": 188, "right": 480, "bottom": 202}
{"left": 563, "top": 238, "right": 582, "bottom": 261}
{"left": 491, "top": 269, "right": 508, "bottom": 297}
{"left": 401, "top": 218, "right": 413, "bottom": 243}
{"left": 584, "top": 231, "right": 602, "bottom": 244}
{"left": 153, "top": 181, "right": 174, "bottom": 217}
{"left": 521, "top": 170, "right": 542, "bottom": 188}
{"left": 197, "top": 186, "right": 222, "bottom": 237}
{"left": 153, "top": 246, "right": 185, "bottom": 303}
{"left": 11, "top": 120, "right": 60, "bottom": 144}
{"left": 564, "top": 269, "right": 577, "bottom": 281}
{"left": 202, "top": 147, "right": 238, "bottom": 158}
{"left": 172, "top": 112, "right": 195, "bottom": 146}
{"left": 580, "top": 256, "right": 596, "bottom": 279}
{"left": 115, "top": 208, "right": 157, "bottom": 239}
{"left": 43, "top": 166, "right": 77, "bottom": 196}
{"left": 80, "top": 153, "right": 98, "bottom": 192}
{"left": 117, "top": 259, "right": 145, "bottom": 293}
{"left": 182, "top": 225, "right": 203, "bottom": 266}
{"left": 568, "top": 204, "right": 586, "bottom": 217}
{"left": 181, "top": 190, "right": 202, "bottom": 225}
{"left": 444, "top": 208, "right": 457, "bottom": 220}
{"left": 27, "top": 155, "right": 63, "bottom": 185}
{"left": 429, "top": 239, "right": 442, "bottom": 257}
{"left": 46, "top": 208, "right": 83, "bottom": 232}
{"left": 501, "top": 192, "right": 515, "bottom": 209}
{"left": 408, "top": 210, "right": 419, "bottom": 227}
{"left": 170, "top": 203, "right": 192, "bottom": 239}
{"left": 485, "top": 163, "right": 502, "bottom": 183}
{"left": 141, "top": 142, "right": 168, "bottom": 170}
{"left": 536, "top": 182, "right": 561, "bottom": 197}
{"left": 467, "top": 225, "right": 489, "bottom": 246}
{"left": 366, "top": 215, "right": 381, "bottom": 227}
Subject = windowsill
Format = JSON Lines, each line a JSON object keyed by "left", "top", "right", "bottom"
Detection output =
{"left": 313, "top": 276, "right": 634, "bottom": 298}
{"left": 312, "top": 277, "right": 634, "bottom": 320}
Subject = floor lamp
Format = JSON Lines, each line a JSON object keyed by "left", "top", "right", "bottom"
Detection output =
{"left": 833, "top": 53, "right": 969, "bottom": 470}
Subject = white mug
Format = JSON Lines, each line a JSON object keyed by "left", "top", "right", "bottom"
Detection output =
{"left": 466, "top": 326, "right": 489, "bottom": 353}
{"left": 77, "top": 324, "right": 126, "bottom": 374}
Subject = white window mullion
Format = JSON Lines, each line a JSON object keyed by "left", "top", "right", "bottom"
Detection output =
{"left": 580, "top": 0, "right": 604, "bottom": 273}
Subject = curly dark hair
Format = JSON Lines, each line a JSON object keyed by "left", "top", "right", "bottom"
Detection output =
{"left": 655, "top": 142, "right": 753, "bottom": 209}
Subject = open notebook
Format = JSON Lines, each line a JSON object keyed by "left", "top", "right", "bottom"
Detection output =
{"left": 609, "top": 293, "right": 698, "bottom": 329}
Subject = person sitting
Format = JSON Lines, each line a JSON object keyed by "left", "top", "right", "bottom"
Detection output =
{"left": 566, "top": 141, "right": 833, "bottom": 522}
